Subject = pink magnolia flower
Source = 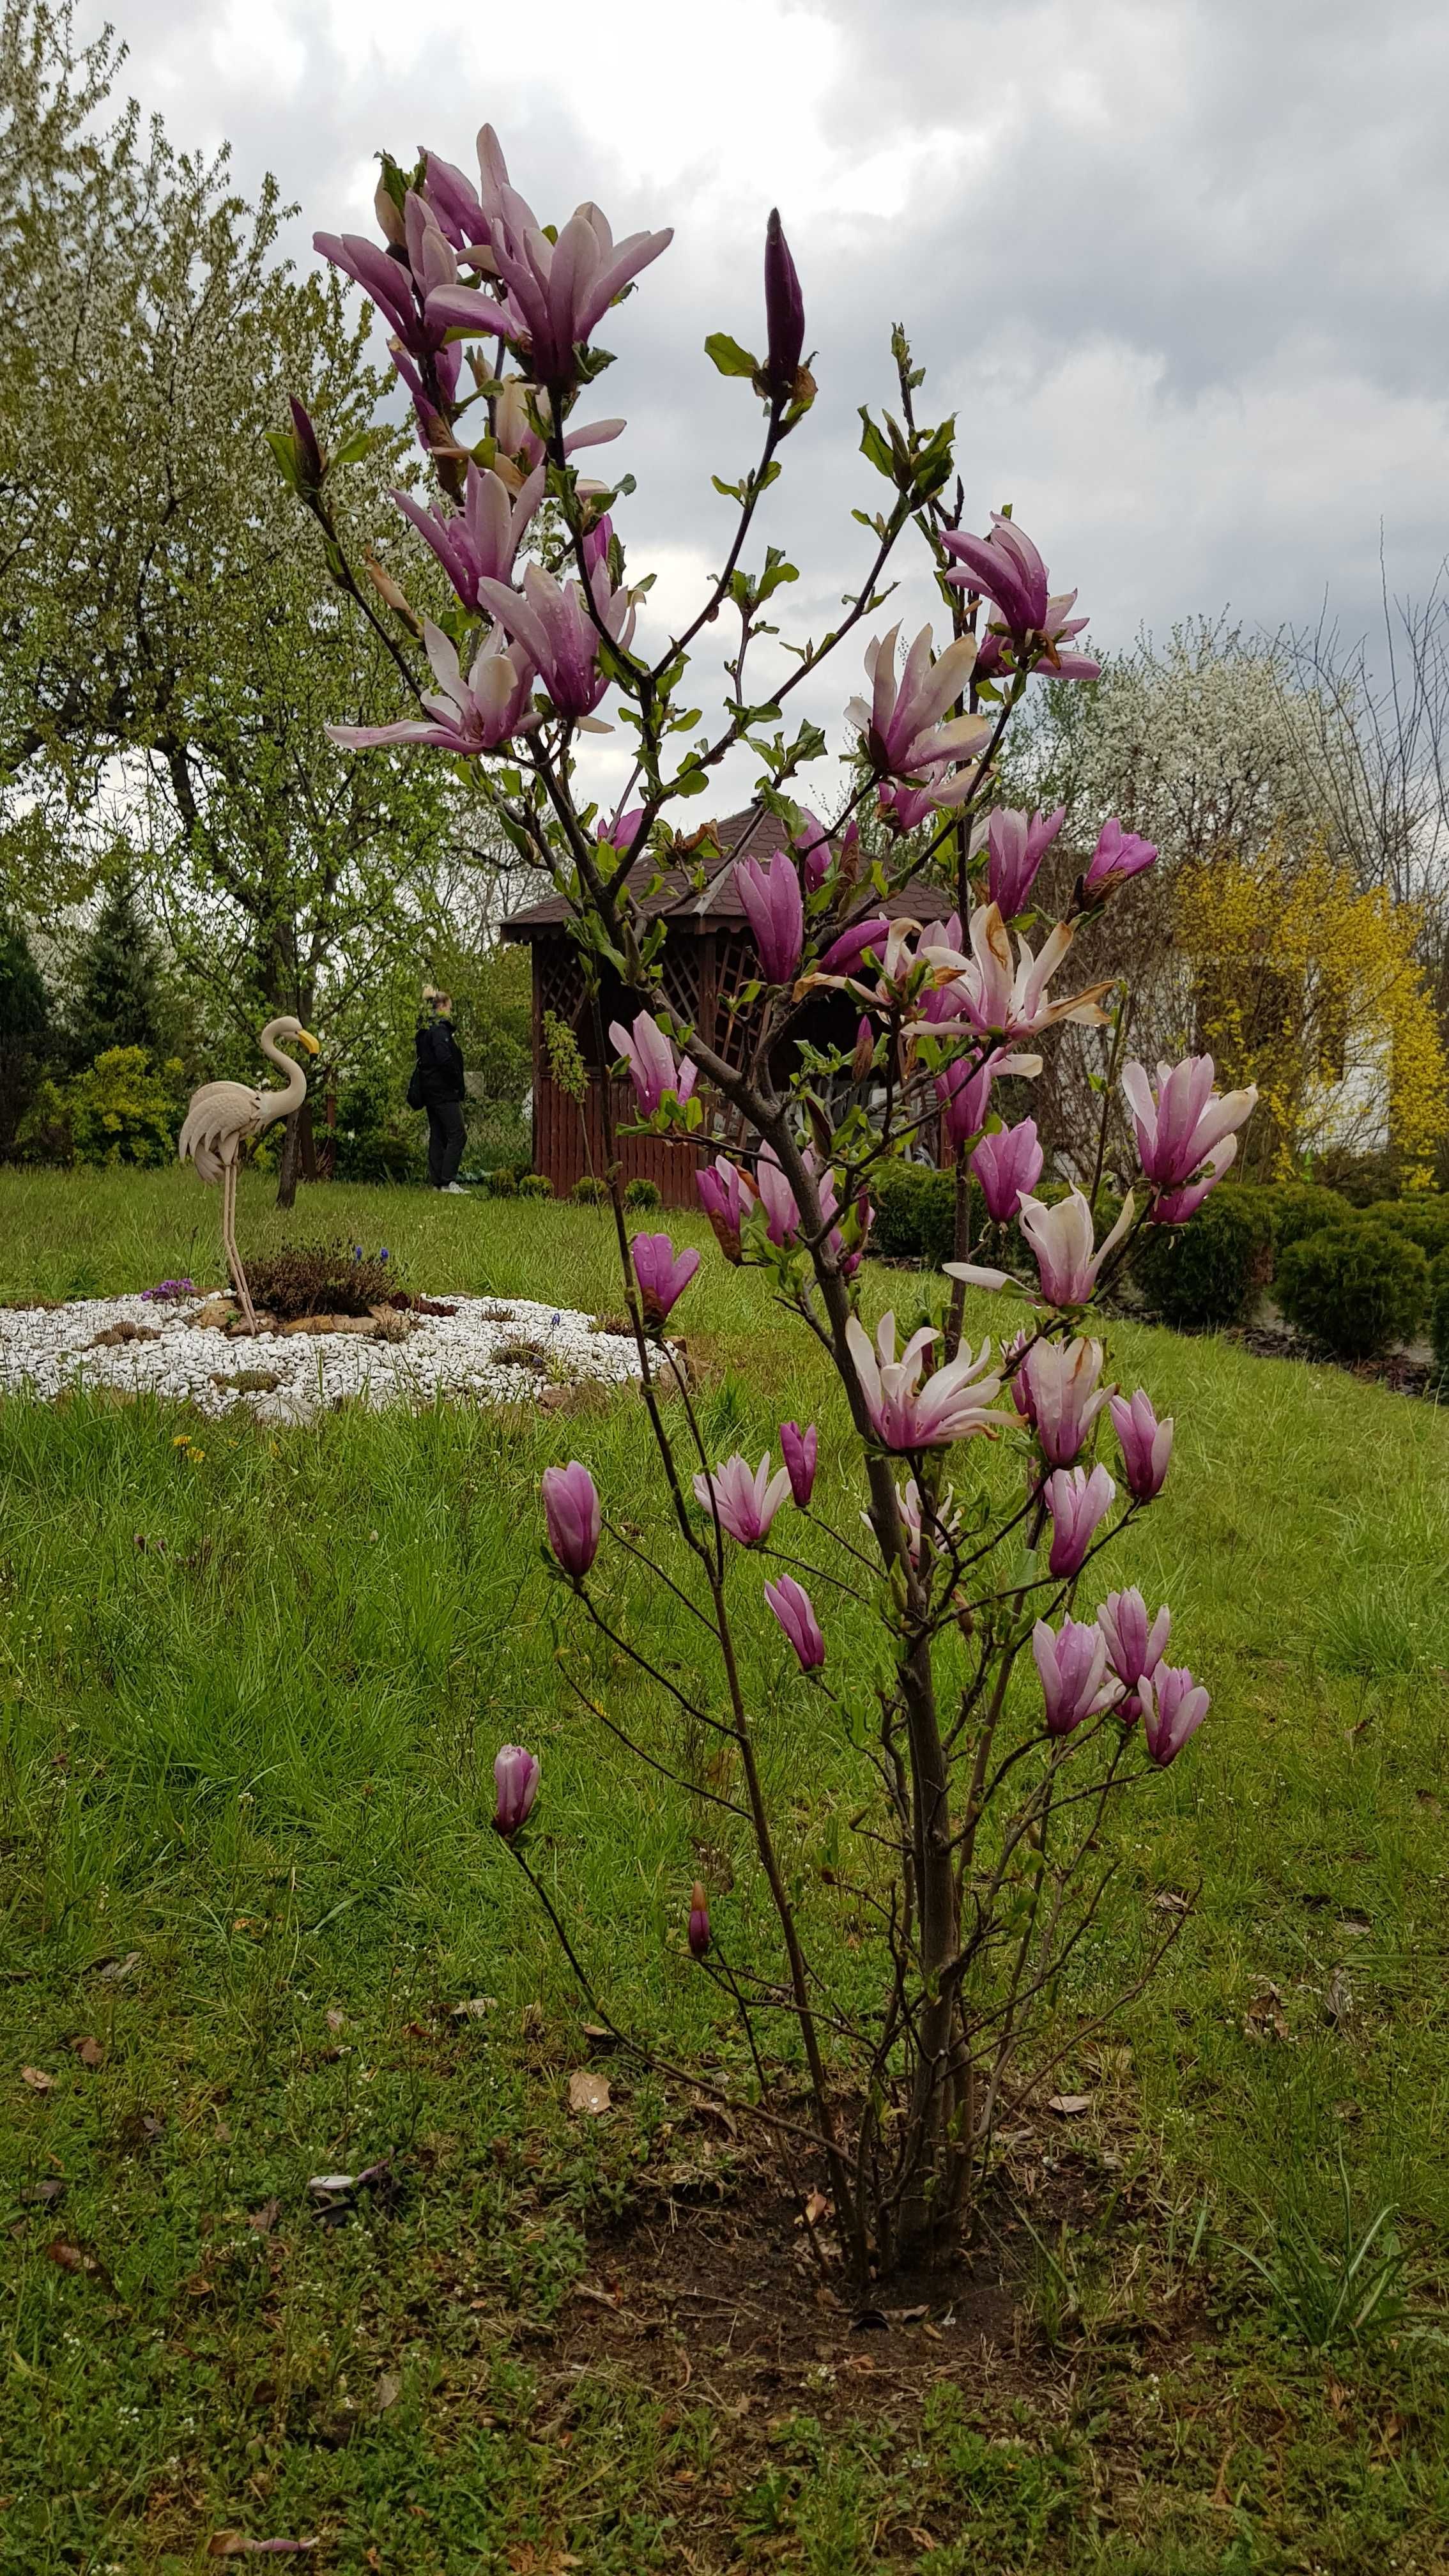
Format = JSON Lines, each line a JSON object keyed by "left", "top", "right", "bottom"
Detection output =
{"left": 693, "top": 1451, "right": 793, "bottom": 1545}
{"left": 1096, "top": 1588, "right": 1171, "bottom": 1712}
{"left": 430, "top": 198, "right": 673, "bottom": 389}
{"left": 917, "top": 903, "right": 1111, "bottom": 1046}
{"left": 986, "top": 807, "right": 1064, "bottom": 920}
{"left": 478, "top": 558, "right": 635, "bottom": 728}
{"left": 755, "top": 1143, "right": 800, "bottom": 1246}
{"left": 847, "top": 624, "right": 990, "bottom": 782}
{"left": 1045, "top": 1462, "right": 1116, "bottom": 1577}
{"left": 878, "top": 1474, "right": 962, "bottom": 1565}
{"left": 491, "top": 375, "right": 625, "bottom": 486}
{"left": 1004, "top": 1327, "right": 1038, "bottom": 1423}
{"left": 845, "top": 1313, "right": 1009, "bottom": 1450}
{"left": 942, "top": 515, "right": 1100, "bottom": 680}
{"left": 818, "top": 915, "right": 891, "bottom": 977}
{"left": 780, "top": 1421, "right": 817, "bottom": 1508}
{"left": 696, "top": 1156, "right": 756, "bottom": 1262}
{"left": 1143, "top": 1664, "right": 1210, "bottom": 1766}
{"left": 734, "top": 849, "right": 805, "bottom": 985}
{"left": 540, "top": 1460, "right": 601, "bottom": 1577}
{"left": 1122, "top": 1056, "right": 1258, "bottom": 1202}
{"left": 971, "top": 1117, "right": 1044, "bottom": 1224}
{"left": 1108, "top": 1389, "right": 1174, "bottom": 1501}
{"left": 493, "top": 1743, "right": 540, "bottom": 1834}
{"left": 1018, "top": 1188, "right": 1137, "bottom": 1307}
{"left": 764, "top": 1574, "right": 825, "bottom": 1671}
{"left": 1032, "top": 1617, "right": 1121, "bottom": 1735}
{"left": 1083, "top": 818, "right": 1157, "bottom": 901}
{"left": 609, "top": 1009, "right": 696, "bottom": 1116}
{"left": 328, "top": 620, "right": 539, "bottom": 757}
{"left": 1027, "top": 1337, "right": 1114, "bottom": 1469}
{"left": 935, "top": 1046, "right": 1042, "bottom": 1150}
{"left": 632, "top": 1232, "right": 700, "bottom": 1328}
{"left": 393, "top": 460, "right": 544, "bottom": 613}
{"left": 597, "top": 805, "right": 647, "bottom": 861}
{"left": 790, "top": 808, "right": 833, "bottom": 891}
{"left": 687, "top": 1879, "right": 712, "bottom": 1956}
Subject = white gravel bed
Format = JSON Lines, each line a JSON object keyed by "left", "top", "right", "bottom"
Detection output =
{"left": 0, "top": 1292, "right": 645, "bottom": 1424}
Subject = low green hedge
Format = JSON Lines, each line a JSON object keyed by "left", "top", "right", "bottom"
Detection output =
{"left": 1365, "top": 1197, "right": 1449, "bottom": 1264}
{"left": 1131, "top": 1185, "right": 1276, "bottom": 1329}
{"left": 1275, "top": 1222, "right": 1429, "bottom": 1359}
{"left": 1431, "top": 1257, "right": 1449, "bottom": 1382}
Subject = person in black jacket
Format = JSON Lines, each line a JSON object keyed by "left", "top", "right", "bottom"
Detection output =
{"left": 413, "top": 990, "right": 468, "bottom": 1191}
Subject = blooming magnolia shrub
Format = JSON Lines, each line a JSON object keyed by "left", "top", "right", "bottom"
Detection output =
{"left": 291, "top": 119, "right": 1261, "bottom": 2278}
{"left": 1275, "top": 1222, "right": 1428, "bottom": 1359}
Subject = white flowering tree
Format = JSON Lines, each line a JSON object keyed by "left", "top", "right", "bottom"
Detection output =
{"left": 288, "top": 123, "right": 1256, "bottom": 2277}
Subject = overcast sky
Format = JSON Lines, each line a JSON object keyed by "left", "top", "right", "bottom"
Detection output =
{"left": 80, "top": 0, "right": 1449, "bottom": 808}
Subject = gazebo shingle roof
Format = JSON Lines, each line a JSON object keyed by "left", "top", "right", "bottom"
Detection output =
{"left": 502, "top": 809, "right": 959, "bottom": 938}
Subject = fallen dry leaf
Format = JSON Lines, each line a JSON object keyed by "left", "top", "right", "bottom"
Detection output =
{"left": 247, "top": 2198, "right": 281, "bottom": 2237}
{"left": 1046, "top": 2093, "right": 1094, "bottom": 2117}
{"left": 46, "top": 2241, "right": 93, "bottom": 2273}
{"left": 72, "top": 2037, "right": 105, "bottom": 2069}
{"left": 450, "top": 1997, "right": 494, "bottom": 2020}
{"left": 93, "top": 1952, "right": 142, "bottom": 1982}
{"left": 20, "top": 2067, "right": 56, "bottom": 2093}
{"left": 1243, "top": 1985, "right": 1291, "bottom": 2043}
{"left": 1152, "top": 1890, "right": 1190, "bottom": 1916}
{"left": 1324, "top": 1967, "right": 1354, "bottom": 2027}
{"left": 797, "top": 2188, "right": 830, "bottom": 2228}
{"left": 325, "top": 2009, "right": 345, "bottom": 2033}
{"left": 20, "top": 2177, "right": 65, "bottom": 2207}
{"left": 207, "top": 2539, "right": 319, "bottom": 2560}
{"left": 567, "top": 2068, "right": 611, "bottom": 2118}
{"left": 375, "top": 2370, "right": 402, "bottom": 2412}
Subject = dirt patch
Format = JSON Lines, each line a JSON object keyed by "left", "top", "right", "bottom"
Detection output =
{"left": 1232, "top": 1322, "right": 1439, "bottom": 1398}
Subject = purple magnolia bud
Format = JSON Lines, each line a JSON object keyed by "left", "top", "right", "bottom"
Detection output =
{"left": 1143, "top": 1664, "right": 1210, "bottom": 1766}
{"left": 764, "top": 1574, "right": 825, "bottom": 1671}
{"left": 1097, "top": 1587, "right": 1171, "bottom": 1711}
{"left": 818, "top": 914, "right": 891, "bottom": 976}
{"left": 1082, "top": 818, "right": 1157, "bottom": 901}
{"left": 937, "top": 1050, "right": 996, "bottom": 1150}
{"left": 852, "top": 1016, "right": 877, "bottom": 1084}
{"left": 493, "top": 1742, "right": 540, "bottom": 1835}
{"left": 792, "top": 808, "right": 832, "bottom": 891}
{"left": 632, "top": 1231, "right": 700, "bottom": 1329}
{"left": 780, "top": 1421, "right": 817, "bottom": 1508}
{"left": 1045, "top": 1463, "right": 1116, "bottom": 1579}
{"left": 1027, "top": 1336, "right": 1112, "bottom": 1469}
{"left": 1108, "top": 1388, "right": 1174, "bottom": 1501}
{"left": 1122, "top": 1055, "right": 1257, "bottom": 1200}
{"left": 289, "top": 395, "right": 325, "bottom": 491}
{"left": 541, "top": 1461, "right": 601, "bottom": 1578}
{"left": 762, "top": 208, "right": 805, "bottom": 401}
{"left": 735, "top": 850, "right": 804, "bottom": 986}
{"left": 1032, "top": 1616, "right": 1119, "bottom": 1736}
{"left": 970, "top": 1116, "right": 1044, "bottom": 1225}
{"left": 696, "top": 1156, "right": 755, "bottom": 1262}
{"left": 610, "top": 1009, "right": 696, "bottom": 1117}
{"left": 687, "top": 1879, "right": 712, "bottom": 1956}
{"left": 986, "top": 806, "right": 1064, "bottom": 920}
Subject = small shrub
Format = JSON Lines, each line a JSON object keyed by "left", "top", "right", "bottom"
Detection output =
{"left": 1267, "top": 1181, "right": 1360, "bottom": 1250}
{"left": 1131, "top": 1186, "right": 1275, "bottom": 1329}
{"left": 1366, "top": 1197, "right": 1449, "bottom": 1265}
{"left": 1429, "top": 1259, "right": 1449, "bottom": 1383}
{"left": 623, "top": 1176, "right": 662, "bottom": 1211}
{"left": 1311, "top": 1146, "right": 1402, "bottom": 1206}
{"left": 485, "top": 1167, "right": 518, "bottom": 1197}
{"left": 1275, "top": 1222, "right": 1428, "bottom": 1359}
{"left": 519, "top": 1172, "right": 552, "bottom": 1199}
{"left": 870, "top": 1163, "right": 960, "bottom": 1269}
{"left": 245, "top": 1238, "right": 399, "bottom": 1321}
{"left": 571, "top": 1175, "right": 608, "bottom": 1206}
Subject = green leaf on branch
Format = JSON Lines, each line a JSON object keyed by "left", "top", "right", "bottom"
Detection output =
{"left": 263, "top": 430, "right": 300, "bottom": 492}
{"left": 669, "top": 760, "right": 711, "bottom": 799}
{"left": 705, "top": 332, "right": 761, "bottom": 378}
{"left": 331, "top": 427, "right": 384, "bottom": 471}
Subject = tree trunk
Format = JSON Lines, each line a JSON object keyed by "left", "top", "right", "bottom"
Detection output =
{"left": 275, "top": 1098, "right": 316, "bottom": 1208}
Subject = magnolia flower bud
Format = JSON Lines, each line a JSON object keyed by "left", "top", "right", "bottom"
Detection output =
{"left": 687, "top": 1882, "right": 711, "bottom": 1956}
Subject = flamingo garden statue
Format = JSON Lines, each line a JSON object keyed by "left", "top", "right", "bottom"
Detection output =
{"left": 179, "top": 1016, "right": 320, "bottom": 1331}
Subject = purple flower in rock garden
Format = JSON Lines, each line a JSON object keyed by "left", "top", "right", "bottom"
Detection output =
{"left": 693, "top": 1452, "right": 793, "bottom": 1545}
{"left": 734, "top": 848, "right": 805, "bottom": 986}
{"left": 1122, "top": 1057, "right": 1258, "bottom": 1206}
{"left": 845, "top": 1312, "right": 1009, "bottom": 1451}
{"left": 942, "top": 515, "right": 1100, "bottom": 680}
{"left": 762, "top": 208, "right": 806, "bottom": 400}
{"left": 329, "top": 620, "right": 539, "bottom": 758}
{"left": 780, "top": 1421, "right": 818, "bottom": 1507}
{"left": 1082, "top": 818, "right": 1157, "bottom": 901}
{"left": 1096, "top": 1588, "right": 1171, "bottom": 1713}
{"left": 764, "top": 1574, "right": 825, "bottom": 1671}
{"left": 609, "top": 1009, "right": 696, "bottom": 1116}
{"left": 1045, "top": 1463, "right": 1116, "bottom": 1578}
{"left": 493, "top": 1742, "right": 540, "bottom": 1835}
{"left": 541, "top": 1461, "right": 601, "bottom": 1577}
{"left": 970, "top": 1117, "right": 1044, "bottom": 1224}
{"left": 631, "top": 1232, "right": 700, "bottom": 1328}
{"left": 696, "top": 1156, "right": 756, "bottom": 1262}
{"left": 847, "top": 624, "right": 990, "bottom": 783}
{"left": 687, "top": 1880, "right": 712, "bottom": 1956}
{"left": 986, "top": 806, "right": 1065, "bottom": 920}
{"left": 1026, "top": 1336, "right": 1114, "bottom": 1469}
{"left": 392, "top": 460, "right": 544, "bottom": 613}
{"left": 1108, "top": 1388, "right": 1174, "bottom": 1501}
{"left": 1142, "top": 1665, "right": 1210, "bottom": 1766}
{"left": 479, "top": 559, "right": 635, "bottom": 728}
{"left": 1032, "top": 1617, "right": 1121, "bottom": 1735}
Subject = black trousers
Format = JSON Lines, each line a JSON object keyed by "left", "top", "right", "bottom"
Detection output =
{"left": 425, "top": 1099, "right": 466, "bottom": 1188}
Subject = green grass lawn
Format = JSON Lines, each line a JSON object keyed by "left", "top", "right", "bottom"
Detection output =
{"left": 3, "top": 1167, "right": 1449, "bottom": 2573}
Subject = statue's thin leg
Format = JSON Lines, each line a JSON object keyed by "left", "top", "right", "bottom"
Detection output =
{"left": 222, "top": 1161, "right": 258, "bottom": 1334}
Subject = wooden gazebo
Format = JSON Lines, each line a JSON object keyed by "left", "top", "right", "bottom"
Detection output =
{"left": 502, "top": 809, "right": 956, "bottom": 1207}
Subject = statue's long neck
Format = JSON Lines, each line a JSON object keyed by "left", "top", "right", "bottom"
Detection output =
{"left": 257, "top": 1026, "right": 309, "bottom": 1125}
